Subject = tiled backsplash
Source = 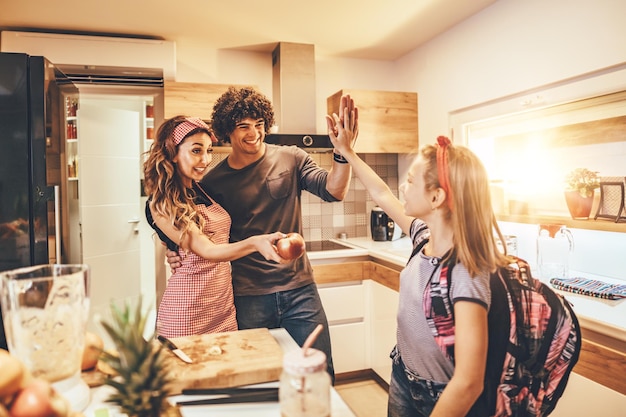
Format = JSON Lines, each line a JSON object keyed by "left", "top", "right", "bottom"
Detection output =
{"left": 210, "top": 151, "right": 399, "bottom": 241}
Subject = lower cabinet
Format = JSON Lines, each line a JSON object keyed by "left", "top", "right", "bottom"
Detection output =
{"left": 318, "top": 281, "right": 367, "bottom": 374}
{"left": 328, "top": 322, "right": 367, "bottom": 374}
{"left": 369, "top": 280, "right": 399, "bottom": 384}
{"left": 314, "top": 260, "right": 400, "bottom": 379}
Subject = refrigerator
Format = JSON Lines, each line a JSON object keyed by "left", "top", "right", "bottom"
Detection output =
{"left": 0, "top": 52, "right": 80, "bottom": 349}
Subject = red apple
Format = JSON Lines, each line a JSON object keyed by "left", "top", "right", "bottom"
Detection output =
{"left": 8, "top": 379, "right": 62, "bottom": 417}
{"left": 276, "top": 233, "right": 306, "bottom": 260}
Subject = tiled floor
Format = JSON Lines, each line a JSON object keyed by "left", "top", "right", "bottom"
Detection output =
{"left": 335, "top": 379, "right": 389, "bottom": 417}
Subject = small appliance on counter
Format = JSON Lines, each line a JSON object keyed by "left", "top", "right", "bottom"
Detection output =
{"left": 370, "top": 206, "right": 402, "bottom": 241}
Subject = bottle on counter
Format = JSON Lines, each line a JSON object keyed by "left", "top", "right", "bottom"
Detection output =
{"left": 279, "top": 347, "right": 330, "bottom": 417}
{"left": 537, "top": 224, "right": 574, "bottom": 280}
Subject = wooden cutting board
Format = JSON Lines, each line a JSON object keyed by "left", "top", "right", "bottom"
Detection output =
{"left": 164, "top": 328, "right": 284, "bottom": 394}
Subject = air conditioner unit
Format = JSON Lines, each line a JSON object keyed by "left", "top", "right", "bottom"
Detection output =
{"left": 1, "top": 31, "right": 176, "bottom": 80}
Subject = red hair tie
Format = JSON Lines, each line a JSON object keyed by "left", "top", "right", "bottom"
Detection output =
{"left": 436, "top": 136, "right": 454, "bottom": 211}
{"left": 172, "top": 117, "right": 211, "bottom": 145}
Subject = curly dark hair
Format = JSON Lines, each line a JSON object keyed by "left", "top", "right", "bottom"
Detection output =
{"left": 210, "top": 86, "right": 275, "bottom": 143}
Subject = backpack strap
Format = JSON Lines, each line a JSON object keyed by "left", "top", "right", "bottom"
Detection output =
{"left": 408, "top": 222, "right": 430, "bottom": 262}
{"left": 474, "top": 267, "right": 511, "bottom": 416}
{"left": 422, "top": 247, "right": 458, "bottom": 362}
{"left": 513, "top": 258, "right": 565, "bottom": 376}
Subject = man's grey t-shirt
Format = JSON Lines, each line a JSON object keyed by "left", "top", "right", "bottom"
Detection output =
{"left": 201, "top": 144, "right": 339, "bottom": 296}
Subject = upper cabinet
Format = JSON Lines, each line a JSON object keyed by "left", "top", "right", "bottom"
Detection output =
{"left": 327, "top": 89, "right": 418, "bottom": 153}
{"left": 164, "top": 82, "right": 251, "bottom": 120}
{"left": 163, "top": 82, "right": 255, "bottom": 152}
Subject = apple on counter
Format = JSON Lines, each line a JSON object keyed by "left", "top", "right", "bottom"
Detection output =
{"left": 0, "top": 349, "right": 71, "bottom": 417}
{"left": 0, "top": 331, "right": 104, "bottom": 417}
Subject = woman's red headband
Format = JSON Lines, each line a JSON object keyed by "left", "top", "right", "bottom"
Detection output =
{"left": 436, "top": 136, "right": 454, "bottom": 211}
{"left": 172, "top": 117, "right": 212, "bottom": 145}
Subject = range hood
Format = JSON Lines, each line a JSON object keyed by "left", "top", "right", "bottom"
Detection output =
{"left": 265, "top": 133, "right": 333, "bottom": 149}
{"left": 266, "top": 42, "right": 333, "bottom": 149}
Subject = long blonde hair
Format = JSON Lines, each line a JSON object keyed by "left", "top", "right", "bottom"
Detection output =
{"left": 420, "top": 138, "right": 510, "bottom": 277}
{"left": 143, "top": 116, "right": 210, "bottom": 242}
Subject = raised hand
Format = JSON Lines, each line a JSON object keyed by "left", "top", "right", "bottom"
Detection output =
{"left": 326, "top": 94, "right": 358, "bottom": 153}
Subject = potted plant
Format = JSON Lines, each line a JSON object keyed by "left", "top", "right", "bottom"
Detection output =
{"left": 564, "top": 168, "right": 600, "bottom": 219}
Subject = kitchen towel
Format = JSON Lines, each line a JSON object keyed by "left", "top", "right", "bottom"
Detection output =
{"left": 550, "top": 277, "right": 626, "bottom": 300}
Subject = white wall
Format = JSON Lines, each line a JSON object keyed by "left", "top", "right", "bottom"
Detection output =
{"left": 174, "top": 39, "right": 400, "bottom": 134}
{"left": 395, "top": 0, "right": 626, "bottom": 141}
{"left": 396, "top": 0, "right": 626, "bottom": 182}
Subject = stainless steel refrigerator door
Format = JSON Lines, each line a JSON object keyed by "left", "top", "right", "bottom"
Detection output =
{"left": 0, "top": 53, "right": 33, "bottom": 271}
{"left": 33, "top": 56, "right": 80, "bottom": 266}
{"left": 28, "top": 55, "right": 54, "bottom": 266}
{"left": 0, "top": 53, "right": 79, "bottom": 269}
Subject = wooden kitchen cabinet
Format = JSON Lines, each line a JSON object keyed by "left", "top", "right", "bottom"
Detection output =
{"left": 164, "top": 81, "right": 254, "bottom": 153}
{"left": 164, "top": 81, "right": 252, "bottom": 121}
{"left": 327, "top": 89, "right": 418, "bottom": 153}
{"left": 312, "top": 261, "right": 367, "bottom": 284}
{"left": 574, "top": 330, "right": 626, "bottom": 395}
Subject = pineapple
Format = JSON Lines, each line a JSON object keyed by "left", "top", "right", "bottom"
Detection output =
{"left": 98, "top": 298, "right": 180, "bottom": 417}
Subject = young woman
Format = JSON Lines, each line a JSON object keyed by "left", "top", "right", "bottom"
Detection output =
{"left": 143, "top": 116, "right": 285, "bottom": 337}
{"left": 327, "top": 113, "right": 510, "bottom": 416}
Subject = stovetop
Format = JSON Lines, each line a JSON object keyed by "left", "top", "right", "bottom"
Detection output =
{"left": 305, "top": 240, "right": 352, "bottom": 252}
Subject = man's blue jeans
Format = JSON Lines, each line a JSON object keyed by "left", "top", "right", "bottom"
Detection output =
{"left": 234, "top": 283, "right": 335, "bottom": 383}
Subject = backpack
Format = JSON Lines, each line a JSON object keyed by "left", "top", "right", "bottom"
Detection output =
{"left": 412, "top": 241, "right": 581, "bottom": 416}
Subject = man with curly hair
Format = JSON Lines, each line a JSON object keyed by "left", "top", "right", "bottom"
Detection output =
{"left": 167, "top": 86, "right": 358, "bottom": 381}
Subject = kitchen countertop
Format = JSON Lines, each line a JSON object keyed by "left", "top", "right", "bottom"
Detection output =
{"left": 82, "top": 328, "right": 356, "bottom": 417}
{"left": 332, "top": 236, "right": 413, "bottom": 267}
{"left": 306, "top": 241, "right": 370, "bottom": 263}
{"left": 319, "top": 236, "right": 626, "bottom": 345}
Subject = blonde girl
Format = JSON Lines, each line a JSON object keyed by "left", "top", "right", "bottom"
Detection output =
{"left": 328, "top": 118, "right": 509, "bottom": 417}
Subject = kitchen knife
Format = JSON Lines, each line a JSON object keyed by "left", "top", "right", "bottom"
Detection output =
{"left": 157, "top": 335, "right": 193, "bottom": 363}
{"left": 182, "top": 387, "right": 278, "bottom": 396}
{"left": 176, "top": 390, "right": 279, "bottom": 406}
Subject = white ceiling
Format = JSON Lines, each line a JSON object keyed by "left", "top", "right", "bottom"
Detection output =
{"left": 0, "top": 0, "right": 497, "bottom": 60}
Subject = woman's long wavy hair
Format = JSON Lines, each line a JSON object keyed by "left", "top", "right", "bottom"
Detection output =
{"left": 143, "top": 115, "right": 211, "bottom": 244}
{"left": 420, "top": 141, "right": 511, "bottom": 277}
